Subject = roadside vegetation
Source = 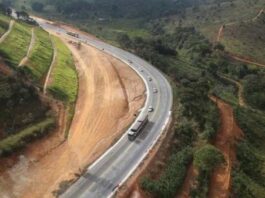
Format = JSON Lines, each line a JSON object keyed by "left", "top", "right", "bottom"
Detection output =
{"left": 22, "top": 27, "right": 54, "bottom": 86}
{"left": 0, "top": 73, "right": 53, "bottom": 156}
{"left": 0, "top": 21, "right": 32, "bottom": 68}
{"left": 114, "top": 19, "right": 265, "bottom": 197}
{"left": 48, "top": 36, "right": 78, "bottom": 137}
{"left": 2, "top": 0, "right": 265, "bottom": 197}
{"left": 48, "top": 36, "right": 78, "bottom": 103}
{"left": 0, "top": 14, "right": 10, "bottom": 36}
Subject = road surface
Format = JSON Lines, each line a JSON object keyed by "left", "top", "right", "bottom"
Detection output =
{"left": 36, "top": 19, "right": 173, "bottom": 198}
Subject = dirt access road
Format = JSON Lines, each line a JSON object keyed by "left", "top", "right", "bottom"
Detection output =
{"left": 208, "top": 97, "right": 243, "bottom": 198}
{"left": 0, "top": 31, "right": 145, "bottom": 197}
{"left": 176, "top": 97, "right": 243, "bottom": 198}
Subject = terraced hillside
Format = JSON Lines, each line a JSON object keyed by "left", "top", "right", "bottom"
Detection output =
{"left": 0, "top": 21, "right": 32, "bottom": 68}
{"left": 23, "top": 27, "right": 54, "bottom": 85}
{"left": 0, "top": 15, "right": 9, "bottom": 36}
{"left": 0, "top": 12, "right": 78, "bottom": 156}
{"left": 48, "top": 36, "right": 78, "bottom": 104}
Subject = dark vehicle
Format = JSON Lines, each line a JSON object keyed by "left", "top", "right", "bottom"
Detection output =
{"left": 128, "top": 114, "right": 148, "bottom": 141}
{"left": 67, "top": 32, "right": 80, "bottom": 38}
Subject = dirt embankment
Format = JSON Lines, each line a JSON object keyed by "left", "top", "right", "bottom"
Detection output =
{"left": 176, "top": 165, "right": 198, "bottom": 198}
{"left": 176, "top": 97, "right": 243, "bottom": 198}
{"left": 0, "top": 34, "right": 145, "bottom": 197}
{"left": 208, "top": 97, "right": 243, "bottom": 198}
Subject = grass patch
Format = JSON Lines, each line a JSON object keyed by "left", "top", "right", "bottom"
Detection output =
{"left": 48, "top": 36, "right": 78, "bottom": 103}
{"left": 0, "top": 118, "right": 55, "bottom": 156}
{"left": 221, "top": 12, "right": 265, "bottom": 64}
{"left": 0, "top": 21, "right": 32, "bottom": 68}
{"left": 0, "top": 14, "right": 10, "bottom": 36}
{"left": 23, "top": 27, "right": 53, "bottom": 85}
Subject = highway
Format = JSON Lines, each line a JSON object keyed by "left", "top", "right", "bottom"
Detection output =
{"left": 36, "top": 19, "right": 173, "bottom": 198}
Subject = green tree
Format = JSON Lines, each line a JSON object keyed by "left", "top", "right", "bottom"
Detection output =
{"left": 194, "top": 144, "right": 224, "bottom": 171}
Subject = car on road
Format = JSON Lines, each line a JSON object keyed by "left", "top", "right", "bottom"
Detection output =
{"left": 148, "top": 77, "right": 152, "bottom": 81}
{"left": 148, "top": 106, "right": 154, "bottom": 112}
{"left": 153, "top": 88, "right": 158, "bottom": 93}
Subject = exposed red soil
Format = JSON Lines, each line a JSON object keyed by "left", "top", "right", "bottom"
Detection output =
{"left": 176, "top": 165, "right": 198, "bottom": 198}
{"left": 208, "top": 96, "right": 243, "bottom": 198}
{"left": 0, "top": 28, "right": 145, "bottom": 197}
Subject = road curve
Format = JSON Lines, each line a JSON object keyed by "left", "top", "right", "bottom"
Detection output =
{"left": 36, "top": 20, "right": 173, "bottom": 198}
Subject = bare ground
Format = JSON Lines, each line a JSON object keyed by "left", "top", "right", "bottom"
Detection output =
{"left": 208, "top": 97, "right": 243, "bottom": 198}
{"left": 0, "top": 33, "right": 145, "bottom": 198}
{"left": 176, "top": 165, "right": 198, "bottom": 198}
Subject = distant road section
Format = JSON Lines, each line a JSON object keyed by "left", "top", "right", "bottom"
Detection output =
{"left": 36, "top": 18, "right": 173, "bottom": 198}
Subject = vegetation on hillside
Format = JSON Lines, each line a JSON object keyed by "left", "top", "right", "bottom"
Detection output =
{"left": 0, "top": 6, "right": 77, "bottom": 155}
{"left": 221, "top": 12, "right": 265, "bottom": 64}
{"left": 48, "top": 36, "right": 78, "bottom": 103}
{"left": 1, "top": 0, "right": 265, "bottom": 197}
{"left": 22, "top": 27, "right": 54, "bottom": 86}
{"left": 0, "top": 21, "right": 32, "bottom": 68}
{"left": 232, "top": 107, "right": 265, "bottom": 197}
{"left": 0, "top": 14, "right": 9, "bottom": 36}
{"left": 0, "top": 118, "right": 55, "bottom": 156}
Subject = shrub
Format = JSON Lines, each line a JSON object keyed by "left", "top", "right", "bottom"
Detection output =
{"left": 141, "top": 147, "right": 193, "bottom": 198}
{"left": 194, "top": 144, "right": 224, "bottom": 172}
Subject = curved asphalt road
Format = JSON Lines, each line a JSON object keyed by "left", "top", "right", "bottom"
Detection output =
{"left": 36, "top": 20, "right": 173, "bottom": 198}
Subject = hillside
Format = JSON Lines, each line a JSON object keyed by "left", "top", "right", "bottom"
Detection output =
{"left": 0, "top": 1, "right": 265, "bottom": 198}
{"left": 0, "top": 9, "right": 78, "bottom": 157}
{"left": 220, "top": 11, "right": 265, "bottom": 65}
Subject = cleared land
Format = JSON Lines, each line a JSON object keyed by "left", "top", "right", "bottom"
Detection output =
{"left": 0, "top": 21, "right": 32, "bottom": 68}
{"left": 0, "top": 33, "right": 145, "bottom": 198}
